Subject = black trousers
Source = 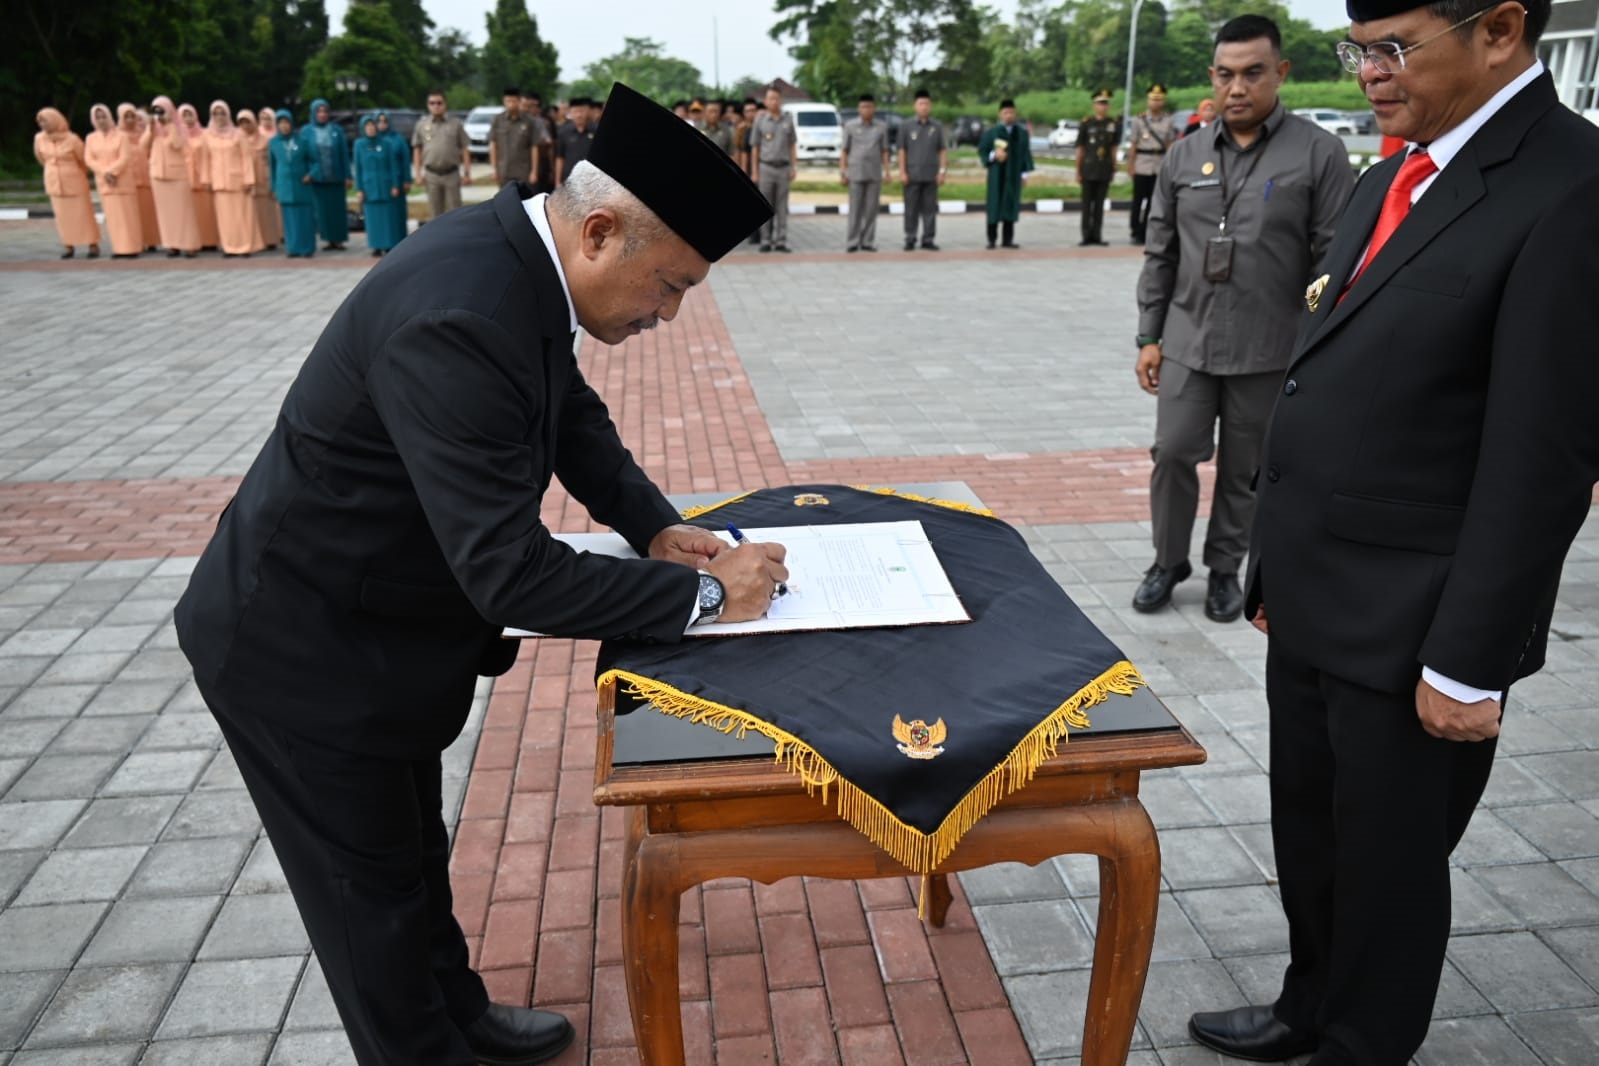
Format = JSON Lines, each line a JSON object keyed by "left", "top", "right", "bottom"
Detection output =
{"left": 204, "top": 685, "right": 489, "bottom": 1066}
{"left": 1080, "top": 179, "right": 1109, "bottom": 243}
{"left": 903, "top": 180, "right": 938, "bottom": 244}
{"left": 1266, "top": 641, "right": 1497, "bottom": 1065}
{"left": 985, "top": 221, "right": 1015, "bottom": 246}
{"left": 1129, "top": 174, "right": 1157, "bottom": 240}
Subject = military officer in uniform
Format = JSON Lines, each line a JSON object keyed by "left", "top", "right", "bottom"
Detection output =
{"left": 1076, "top": 89, "right": 1120, "bottom": 246}
{"left": 1127, "top": 83, "right": 1176, "bottom": 243}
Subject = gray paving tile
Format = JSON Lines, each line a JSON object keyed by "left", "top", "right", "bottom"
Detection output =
{"left": 1227, "top": 823, "right": 1278, "bottom": 884}
{"left": 1414, "top": 1014, "right": 1545, "bottom": 1065}
{"left": 1050, "top": 853, "right": 1101, "bottom": 897}
{"left": 26, "top": 962, "right": 184, "bottom": 1045}
{"left": 196, "top": 749, "right": 244, "bottom": 791}
{"left": 1217, "top": 952, "right": 1286, "bottom": 1007}
{"left": 1449, "top": 867, "right": 1522, "bottom": 935}
{"left": 1495, "top": 802, "right": 1599, "bottom": 861}
{"left": 282, "top": 960, "right": 340, "bottom": 1031}
{"left": 1453, "top": 809, "right": 1546, "bottom": 868}
{"left": 1157, "top": 827, "right": 1263, "bottom": 890}
{"left": 1449, "top": 931, "right": 1598, "bottom": 1013}
{"left": 79, "top": 897, "right": 221, "bottom": 966}
{"left": 0, "top": 850, "right": 45, "bottom": 906}
{"left": 1483, "top": 758, "right": 1562, "bottom": 807}
{"left": 1431, "top": 957, "right": 1494, "bottom": 1019}
{"left": 0, "top": 631, "right": 83, "bottom": 658}
{"left": 1004, "top": 968, "right": 1095, "bottom": 1060}
{"left": 1472, "top": 862, "right": 1599, "bottom": 928}
{"left": 264, "top": 1029, "right": 357, "bottom": 1066}
{"left": 0, "top": 970, "right": 65, "bottom": 1051}
{"left": 197, "top": 893, "right": 310, "bottom": 960}
{"left": 135, "top": 715, "right": 220, "bottom": 753}
{"left": 0, "top": 901, "right": 107, "bottom": 971}
{"left": 233, "top": 839, "right": 289, "bottom": 895}
{"left": 1563, "top": 856, "right": 1599, "bottom": 898}
{"left": 1184, "top": 774, "right": 1270, "bottom": 827}
{"left": 156, "top": 955, "right": 305, "bottom": 1039}
{"left": 0, "top": 720, "right": 65, "bottom": 758}
{"left": 34, "top": 654, "right": 131, "bottom": 687}
{"left": 162, "top": 790, "right": 262, "bottom": 840}
{"left": 0, "top": 800, "right": 87, "bottom": 851}
{"left": 61, "top": 795, "right": 182, "bottom": 849}
{"left": 100, "top": 750, "right": 211, "bottom": 797}
{"left": 1138, "top": 775, "right": 1216, "bottom": 830}
{"left": 957, "top": 861, "right": 1067, "bottom": 905}
{"left": 4, "top": 753, "right": 121, "bottom": 801}
{"left": 1505, "top": 1006, "right": 1599, "bottom": 1065}
{"left": 13, "top": 845, "right": 146, "bottom": 906}
{"left": 11, "top": 1045, "right": 141, "bottom": 1065}
{"left": 973, "top": 898, "right": 1096, "bottom": 976}
{"left": 125, "top": 836, "right": 252, "bottom": 898}
{"left": 45, "top": 715, "right": 153, "bottom": 756}
{"left": 1137, "top": 958, "right": 1246, "bottom": 1048}
{"left": 1175, "top": 885, "right": 1289, "bottom": 957}
{"left": 1076, "top": 892, "right": 1210, "bottom": 963}
{"left": 81, "top": 679, "right": 185, "bottom": 719}
{"left": 0, "top": 685, "right": 96, "bottom": 720}
{"left": 66, "top": 624, "right": 159, "bottom": 656}
{"left": 1521, "top": 751, "right": 1599, "bottom": 802}
{"left": 112, "top": 649, "right": 187, "bottom": 680}
{"left": 1541, "top": 924, "right": 1599, "bottom": 989}
{"left": 138, "top": 1034, "right": 273, "bottom": 1066}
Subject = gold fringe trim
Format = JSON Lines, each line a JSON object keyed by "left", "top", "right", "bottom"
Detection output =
{"left": 852, "top": 485, "right": 996, "bottom": 517}
{"left": 597, "top": 660, "right": 1145, "bottom": 877}
{"left": 678, "top": 490, "right": 756, "bottom": 520}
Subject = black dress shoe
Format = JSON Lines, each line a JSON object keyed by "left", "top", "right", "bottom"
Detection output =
{"left": 921, "top": 241, "right": 939, "bottom": 250}
{"left": 759, "top": 243, "right": 773, "bottom": 252}
{"left": 905, "top": 241, "right": 917, "bottom": 251}
{"left": 986, "top": 240, "right": 997, "bottom": 249}
{"left": 1189, "top": 1005, "right": 1317, "bottom": 1062}
{"left": 775, "top": 243, "right": 792, "bottom": 253}
{"left": 1001, "top": 241, "right": 1021, "bottom": 248}
{"left": 463, "top": 1003, "right": 575, "bottom": 1066}
{"left": 1132, "top": 560, "right": 1192, "bottom": 613}
{"left": 1205, "top": 570, "right": 1245, "bottom": 623}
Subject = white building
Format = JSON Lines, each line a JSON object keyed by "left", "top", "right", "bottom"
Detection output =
{"left": 1542, "top": 0, "right": 1599, "bottom": 118}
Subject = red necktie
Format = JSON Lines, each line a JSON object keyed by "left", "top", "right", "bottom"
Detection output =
{"left": 1343, "top": 150, "right": 1437, "bottom": 297}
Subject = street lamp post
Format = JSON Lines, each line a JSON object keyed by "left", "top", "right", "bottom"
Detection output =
{"left": 334, "top": 74, "right": 369, "bottom": 114}
{"left": 1121, "top": 0, "right": 1146, "bottom": 141}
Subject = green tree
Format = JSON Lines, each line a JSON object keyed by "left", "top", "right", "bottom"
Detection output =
{"left": 481, "top": 0, "right": 560, "bottom": 98}
{"left": 1062, "top": 0, "right": 1171, "bottom": 92}
{"left": 257, "top": 0, "right": 331, "bottom": 110}
{"left": 567, "top": 38, "right": 706, "bottom": 105}
{"left": 771, "top": 0, "right": 986, "bottom": 103}
{"left": 427, "top": 27, "right": 482, "bottom": 93}
{"left": 301, "top": 0, "right": 428, "bottom": 109}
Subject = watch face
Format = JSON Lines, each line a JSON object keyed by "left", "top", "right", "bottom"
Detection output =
{"left": 698, "top": 573, "right": 725, "bottom": 614}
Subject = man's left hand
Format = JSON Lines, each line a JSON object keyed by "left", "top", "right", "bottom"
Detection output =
{"left": 1415, "top": 679, "right": 1501, "bottom": 742}
{"left": 648, "top": 524, "right": 726, "bottom": 567}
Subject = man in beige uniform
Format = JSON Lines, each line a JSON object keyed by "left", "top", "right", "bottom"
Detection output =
{"left": 1127, "top": 84, "right": 1176, "bottom": 243}
{"left": 411, "top": 91, "right": 471, "bottom": 219}
{"left": 840, "top": 93, "right": 890, "bottom": 252}
{"left": 751, "top": 86, "right": 797, "bottom": 253}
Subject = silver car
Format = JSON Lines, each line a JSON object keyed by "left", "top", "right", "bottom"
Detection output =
{"left": 464, "top": 105, "right": 503, "bottom": 161}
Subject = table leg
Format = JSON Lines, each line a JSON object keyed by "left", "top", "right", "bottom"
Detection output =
{"left": 621, "top": 808, "right": 687, "bottom": 1066}
{"left": 1080, "top": 797, "right": 1161, "bottom": 1066}
{"left": 926, "top": 873, "right": 953, "bottom": 928}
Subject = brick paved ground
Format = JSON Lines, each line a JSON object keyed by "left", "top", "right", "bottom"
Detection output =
{"left": 1, "top": 211, "right": 1596, "bottom": 1065}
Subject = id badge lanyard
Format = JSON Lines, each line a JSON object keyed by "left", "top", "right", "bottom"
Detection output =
{"left": 1215, "top": 131, "right": 1271, "bottom": 236}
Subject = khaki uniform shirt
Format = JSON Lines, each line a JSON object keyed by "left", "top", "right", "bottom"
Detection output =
{"left": 413, "top": 115, "right": 468, "bottom": 173}
{"left": 753, "top": 111, "right": 796, "bottom": 167}
{"left": 900, "top": 117, "right": 945, "bottom": 182}
{"left": 489, "top": 111, "right": 547, "bottom": 182}
{"left": 1136, "top": 105, "right": 1356, "bottom": 375}
{"left": 1131, "top": 112, "right": 1177, "bottom": 177}
{"left": 842, "top": 118, "right": 889, "bottom": 182}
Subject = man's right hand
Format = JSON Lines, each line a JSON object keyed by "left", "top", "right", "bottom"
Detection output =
{"left": 1251, "top": 604, "right": 1268, "bottom": 634}
{"left": 703, "top": 541, "right": 790, "bottom": 623}
{"left": 1136, "top": 343, "right": 1163, "bottom": 394}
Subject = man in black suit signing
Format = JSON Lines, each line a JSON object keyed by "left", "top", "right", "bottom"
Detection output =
{"left": 1187, "top": 2, "right": 1599, "bottom": 1064}
{"left": 175, "top": 83, "right": 787, "bottom": 1066}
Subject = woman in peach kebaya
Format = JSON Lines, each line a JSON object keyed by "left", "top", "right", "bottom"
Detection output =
{"left": 142, "top": 95, "right": 200, "bottom": 257}
{"left": 205, "top": 102, "right": 260, "bottom": 256}
{"left": 253, "top": 106, "right": 283, "bottom": 249}
{"left": 33, "top": 107, "right": 100, "bottom": 259}
{"left": 85, "top": 103, "right": 143, "bottom": 258}
{"left": 179, "top": 102, "right": 221, "bottom": 249}
{"left": 119, "top": 104, "right": 161, "bottom": 251}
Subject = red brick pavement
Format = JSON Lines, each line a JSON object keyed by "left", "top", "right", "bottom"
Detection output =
{"left": 5, "top": 281, "right": 1185, "bottom": 1064}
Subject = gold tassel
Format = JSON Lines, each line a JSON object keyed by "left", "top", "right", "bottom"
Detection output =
{"left": 678, "top": 490, "right": 756, "bottom": 520}
{"left": 597, "top": 661, "right": 1145, "bottom": 875}
{"left": 853, "top": 485, "right": 996, "bottom": 517}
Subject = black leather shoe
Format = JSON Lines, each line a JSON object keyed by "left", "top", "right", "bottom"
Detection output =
{"left": 1132, "top": 560, "right": 1192, "bottom": 613}
{"left": 1189, "top": 1005, "right": 1317, "bottom": 1062}
{"left": 463, "top": 1003, "right": 575, "bottom": 1065}
{"left": 921, "top": 241, "right": 939, "bottom": 250}
{"left": 1205, "top": 570, "right": 1245, "bottom": 623}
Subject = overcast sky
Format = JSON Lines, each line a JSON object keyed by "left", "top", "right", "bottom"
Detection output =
{"left": 326, "top": 0, "right": 1352, "bottom": 87}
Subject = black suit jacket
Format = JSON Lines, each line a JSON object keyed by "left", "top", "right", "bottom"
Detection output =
{"left": 176, "top": 183, "right": 696, "bottom": 756}
{"left": 1248, "top": 73, "right": 1599, "bottom": 694}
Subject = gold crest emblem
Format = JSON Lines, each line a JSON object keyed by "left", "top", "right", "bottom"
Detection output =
{"left": 793, "top": 493, "right": 830, "bottom": 507}
{"left": 893, "top": 715, "right": 947, "bottom": 759}
{"left": 1305, "top": 273, "right": 1330, "bottom": 313}
{"left": 1201, "top": 161, "right": 1215, "bottom": 176}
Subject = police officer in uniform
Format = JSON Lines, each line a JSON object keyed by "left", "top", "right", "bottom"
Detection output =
{"left": 1127, "top": 84, "right": 1176, "bottom": 243}
{"left": 1076, "top": 89, "right": 1120, "bottom": 247}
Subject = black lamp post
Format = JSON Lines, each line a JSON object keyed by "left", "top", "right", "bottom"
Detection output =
{"left": 335, "top": 74, "right": 369, "bottom": 114}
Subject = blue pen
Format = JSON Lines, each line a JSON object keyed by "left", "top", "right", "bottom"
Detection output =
{"left": 1264, "top": 179, "right": 1273, "bottom": 201}
{"left": 726, "top": 524, "right": 788, "bottom": 597}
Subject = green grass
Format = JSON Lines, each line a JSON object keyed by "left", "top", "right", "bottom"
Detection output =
{"left": 792, "top": 179, "right": 1135, "bottom": 201}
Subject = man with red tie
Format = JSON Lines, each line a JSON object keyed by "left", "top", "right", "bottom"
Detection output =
{"left": 1188, "top": 0, "right": 1599, "bottom": 1062}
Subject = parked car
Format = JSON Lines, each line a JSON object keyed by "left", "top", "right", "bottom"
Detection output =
{"left": 464, "top": 105, "right": 503, "bottom": 160}
{"left": 330, "top": 108, "right": 424, "bottom": 147}
{"left": 1046, "top": 119, "right": 1079, "bottom": 149}
{"left": 1292, "top": 108, "right": 1357, "bottom": 136}
{"left": 783, "top": 101, "right": 843, "bottom": 163}
{"left": 951, "top": 115, "right": 985, "bottom": 146}
{"left": 875, "top": 109, "right": 905, "bottom": 152}
{"left": 1343, "top": 109, "right": 1377, "bottom": 135}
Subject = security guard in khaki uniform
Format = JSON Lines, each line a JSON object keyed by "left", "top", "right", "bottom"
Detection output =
{"left": 1076, "top": 89, "right": 1120, "bottom": 247}
{"left": 1127, "top": 84, "right": 1176, "bottom": 243}
{"left": 411, "top": 92, "right": 471, "bottom": 219}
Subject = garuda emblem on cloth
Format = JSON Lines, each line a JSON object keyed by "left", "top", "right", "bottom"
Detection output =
{"left": 793, "top": 492, "right": 830, "bottom": 507}
{"left": 893, "top": 715, "right": 947, "bottom": 759}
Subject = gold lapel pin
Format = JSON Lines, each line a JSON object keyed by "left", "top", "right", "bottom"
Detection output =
{"left": 1306, "top": 274, "right": 1330, "bottom": 313}
{"left": 1201, "top": 161, "right": 1215, "bottom": 176}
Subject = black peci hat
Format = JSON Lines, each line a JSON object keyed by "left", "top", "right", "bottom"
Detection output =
{"left": 1346, "top": 0, "right": 1427, "bottom": 18}
{"left": 586, "top": 82, "right": 773, "bottom": 262}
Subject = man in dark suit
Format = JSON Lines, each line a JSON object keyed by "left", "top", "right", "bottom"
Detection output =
{"left": 1188, "top": 1, "right": 1599, "bottom": 1063}
{"left": 174, "top": 83, "right": 786, "bottom": 1066}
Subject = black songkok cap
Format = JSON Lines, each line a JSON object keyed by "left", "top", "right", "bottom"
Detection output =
{"left": 1346, "top": 0, "right": 1426, "bottom": 18}
{"left": 587, "top": 82, "right": 773, "bottom": 262}
{"left": 999, "top": 98, "right": 1017, "bottom": 110}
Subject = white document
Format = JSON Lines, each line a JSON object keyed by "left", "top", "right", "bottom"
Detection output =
{"left": 501, "top": 521, "right": 969, "bottom": 638}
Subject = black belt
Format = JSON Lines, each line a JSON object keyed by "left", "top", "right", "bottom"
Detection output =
{"left": 760, "top": 158, "right": 790, "bottom": 167}
{"left": 424, "top": 164, "right": 458, "bottom": 175}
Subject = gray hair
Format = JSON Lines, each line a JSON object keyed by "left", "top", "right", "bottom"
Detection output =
{"left": 1427, "top": 0, "right": 1550, "bottom": 45}
{"left": 548, "top": 161, "right": 671, "bottom": 256}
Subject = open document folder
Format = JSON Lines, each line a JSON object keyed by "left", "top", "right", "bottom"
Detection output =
{"left": 502, "top": 520, "right": 971, "bottom": 638}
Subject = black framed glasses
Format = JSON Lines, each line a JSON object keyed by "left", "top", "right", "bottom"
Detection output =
{"left": 1336, "top": 6, "right": 1492, "bottom": 75}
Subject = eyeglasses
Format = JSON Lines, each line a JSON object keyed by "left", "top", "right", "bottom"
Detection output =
{"left": 1336, "top": 6, "right": 1492, "bottom": 75}
{"left": 428, "top": 100, "right": 445, "bottom": 106}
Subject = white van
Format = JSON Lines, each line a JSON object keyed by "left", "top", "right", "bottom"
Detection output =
{"left": 782, "top": 102, "right": 843, "bottom": 163}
